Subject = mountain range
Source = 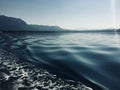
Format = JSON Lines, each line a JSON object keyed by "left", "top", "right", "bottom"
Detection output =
{"left": 0, "top": 15, "right": 64, "bottom": 31}
{"left": 0, "top": 15, "right": 119, "bottom": 32}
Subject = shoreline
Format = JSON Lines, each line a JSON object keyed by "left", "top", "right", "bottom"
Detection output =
{"left": 0, "top": 49, "right": 92, "bottom": 90}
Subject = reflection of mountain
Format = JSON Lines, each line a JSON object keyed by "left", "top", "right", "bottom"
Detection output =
{"left": 0, "top": 15, "right": 64, "bottom": 31}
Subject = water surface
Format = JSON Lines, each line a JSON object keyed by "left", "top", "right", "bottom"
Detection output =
{"left": 0, "top": 32, "right": 120, "bottom": 90}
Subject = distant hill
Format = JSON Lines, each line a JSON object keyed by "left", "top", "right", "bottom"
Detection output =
{"left": 0, "top": 15, "right": 64, "bottom": 31}
{"left": 0, "top": 15, "right": 30, "bottom": 31}
{"left": 30, "top": 25, "right": 64, "bottom": 31}
{"left": 0, "top": 15, "right": 120, "bottom": 33}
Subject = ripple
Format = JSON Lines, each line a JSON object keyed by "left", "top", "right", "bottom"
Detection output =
{"left": 0, "top": 32, "right": 120, "bottom": 90}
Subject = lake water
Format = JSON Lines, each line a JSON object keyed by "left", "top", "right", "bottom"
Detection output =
{"left": 0, "top": 32, "right": 120, "bottom": 90}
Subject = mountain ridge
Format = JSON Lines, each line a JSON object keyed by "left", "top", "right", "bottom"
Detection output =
{"left": 0, "top": 15, "right": 119, "bottom": 32}
{"left": 0, "top": 15, "right": 64, "bottom": 31}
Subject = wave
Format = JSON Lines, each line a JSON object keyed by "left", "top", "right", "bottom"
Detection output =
{"left": 0, "top": 32, "right": 120, "bottom": 90}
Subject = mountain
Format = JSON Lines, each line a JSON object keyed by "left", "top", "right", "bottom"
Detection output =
{"left": 0, "top": 15, "right": 119, "bottom": 32}
{"left": 0, "top": 15, "right": 30, "bottom": 31}
{"left": 30, "top": 25, "right": 63, "bottom": 31}
{"left": 0, "top": 15, "right": 64, "bottom": 31}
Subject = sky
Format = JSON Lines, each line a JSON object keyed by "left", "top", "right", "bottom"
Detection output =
{"left": 0, "top": 0, "right": 120, "bottom": 29}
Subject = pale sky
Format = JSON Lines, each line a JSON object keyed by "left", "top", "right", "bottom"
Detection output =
{"left": 0, "top": 0, "right": 119, "bottom": 29}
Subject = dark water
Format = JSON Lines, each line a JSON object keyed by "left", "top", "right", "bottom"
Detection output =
{"left": 0, "top": 32, "right": 120, "bottom": 90}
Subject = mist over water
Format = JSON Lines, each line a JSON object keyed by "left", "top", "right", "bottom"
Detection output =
{"left": 0, "top": 32, "right": 120, "bottom": 90}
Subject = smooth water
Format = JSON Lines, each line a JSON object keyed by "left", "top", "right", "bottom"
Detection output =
{"left": 0, "top": 32, "right": 120, "bottom": 90}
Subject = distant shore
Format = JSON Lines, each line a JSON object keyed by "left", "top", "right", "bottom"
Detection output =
{"left": 0, "top": 30, "right": 119, "bottom": 34}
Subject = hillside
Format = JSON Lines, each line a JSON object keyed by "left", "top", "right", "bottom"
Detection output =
{"left": 0, "top": 15, "right": 64, "bottom": 31}
{"left": 0, "top": 15, "right": 30, "bottom": 31}
{"left": 0, "top": 15, "right": 119, "bottom": 33}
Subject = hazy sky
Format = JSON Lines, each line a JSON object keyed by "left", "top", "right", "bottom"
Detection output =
{"left": 0, "top": 0, "right": 119, "bottom": 29}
